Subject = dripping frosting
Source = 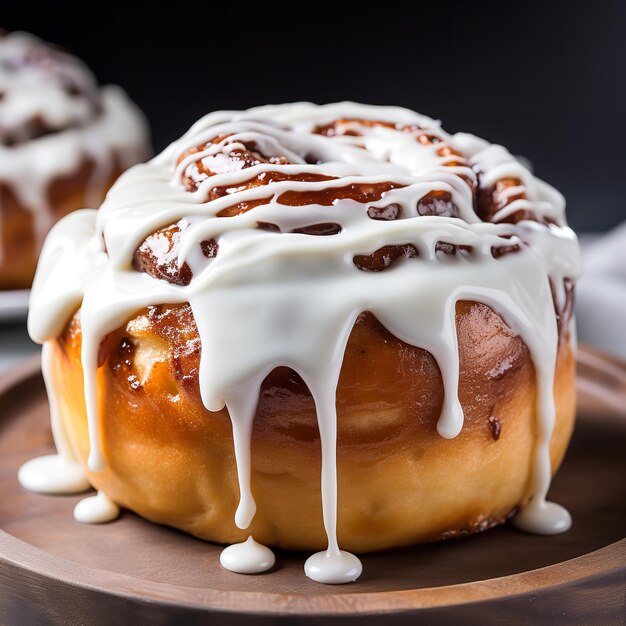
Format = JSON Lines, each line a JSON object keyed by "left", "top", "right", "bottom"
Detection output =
{"left": 220, "top": 536, "right": 275, "bottom": 575}
{"left": 73, "top": 491, "right": 120, "bottom": 524}
{"left": 23, "top": 102, "right": 581, "bottom": 584}
{"left": 17, "top": 343, "right": 91, "bottom": 495}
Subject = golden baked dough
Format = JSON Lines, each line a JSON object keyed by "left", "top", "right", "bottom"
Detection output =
{"left": 51, "top": 301, "right": 575, "bottom": 552}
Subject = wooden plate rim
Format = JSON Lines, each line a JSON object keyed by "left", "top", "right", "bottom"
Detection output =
{"left": 0, "top": 348, "right": 624, "bottom": 617}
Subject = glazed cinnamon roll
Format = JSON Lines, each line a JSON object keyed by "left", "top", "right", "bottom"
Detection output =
{"left": 0, "top": 31, "right": 149, "bottom": 289}
{"left": 22, "top": 103, "right": 581, "bottom": 584}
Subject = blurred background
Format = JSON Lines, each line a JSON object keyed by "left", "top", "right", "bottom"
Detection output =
{"left": 4, "top": 1, "right": 625, "bottom": 234}
{"left": 1, "top": 1, "right": 625, "bottom": 364}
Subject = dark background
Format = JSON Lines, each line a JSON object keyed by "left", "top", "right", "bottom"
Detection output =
{"left": 3, "top": 2, "right": 625, "bottom": 232}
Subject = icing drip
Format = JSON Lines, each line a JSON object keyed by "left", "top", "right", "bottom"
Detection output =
{"left": 0, "top": 32, "right": 149, "bottom": 261}
{"left": 73, "top": 491, "right": 120, "bottom": 524}
{"left": 18, "top": 343, "right": 90, "bottom": 494}
{"left": 305, "top": 380, "right": 364, "bottom": 583}
{"left": 223, "top": 379, "right": 263, "bottom": 529}
{"left": 305, "top": 549, "right": 363, "bottom": 585}
{"left": 220, "top": 536, "right": 275, "bottom": 574}
{"left": 26, "top": 102, "right": 582, "bottom": 585}
{"left": 17, "top": 455, "right": 89, "bottom": 495}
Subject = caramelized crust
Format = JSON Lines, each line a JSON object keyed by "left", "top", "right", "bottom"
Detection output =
{"left": 417, "top": 190, "right": 458, "bottom": 217}
{"left": 353, "top": 244, "right": 419, "bottom": 272}
{"left": 130, "top": 117, "right": 547, "bottom": 289}
{"left": 132, "top": 222, "right": 193, "bottom": 286}
{"left": 178, "top": 137, "right": 292, "bottom": 192}
{"left": 52, "top": 301, "right": 576, "bottom": 552}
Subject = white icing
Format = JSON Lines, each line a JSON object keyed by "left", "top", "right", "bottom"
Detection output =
{"left": 513, "top": 501, "right": 572, "bottom": 535}
{"left": 0, "top": 32, "right": 149, "bottom": 261}
{"left": 25, "top": 102, "right": 581, "bottom": 584}
{"left": 220, "top": 536, "right": 275, "bottom": 574}
{"left": 18, "top": 454, "right": 89, "bottom": 494}
{"left": 73, "top": 491, "right": 120, "bottom": 524}
{"left": 18, "top": 343, "right": 91, "bottom": 494}
{"left": 305, "top": 549, "right": 363, "bottom": 585}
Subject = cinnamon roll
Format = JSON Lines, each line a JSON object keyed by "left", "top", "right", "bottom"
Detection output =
{"left": 0, "top": 31, "right": 149, "bottom": 289}
{"left": 21, "top": 103, "right": 581, "bottom": 585}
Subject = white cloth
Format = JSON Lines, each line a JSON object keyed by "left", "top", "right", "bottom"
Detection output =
{"left": 576, "top": 222, "right": 626, "bottom": 360}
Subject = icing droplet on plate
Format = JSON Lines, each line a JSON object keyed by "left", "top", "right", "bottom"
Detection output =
{"left": 220, "top": 536, "right": 275, "bottom": 574}
{"left": 73, "top": 491, "right": 120, "bottom": 524}
{"left": 513, "top": 500, "right": 572, "bottom": 535}
{"left": 18, "top": 454, "right": 91, "bottom": 494}
{"left": 305, "top": 549, "right": 363, "bottom": 584}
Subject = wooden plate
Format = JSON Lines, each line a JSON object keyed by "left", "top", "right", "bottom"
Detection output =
{"left": 0, "top": 346, "right": 624, "bottom": 624}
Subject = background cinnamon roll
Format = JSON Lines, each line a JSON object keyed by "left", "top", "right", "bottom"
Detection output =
{"left": 23, "top": 103, "right": 581, "bottom": 584}
{"left": 0, "top": 31, "right": 149, "bottom": 290}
